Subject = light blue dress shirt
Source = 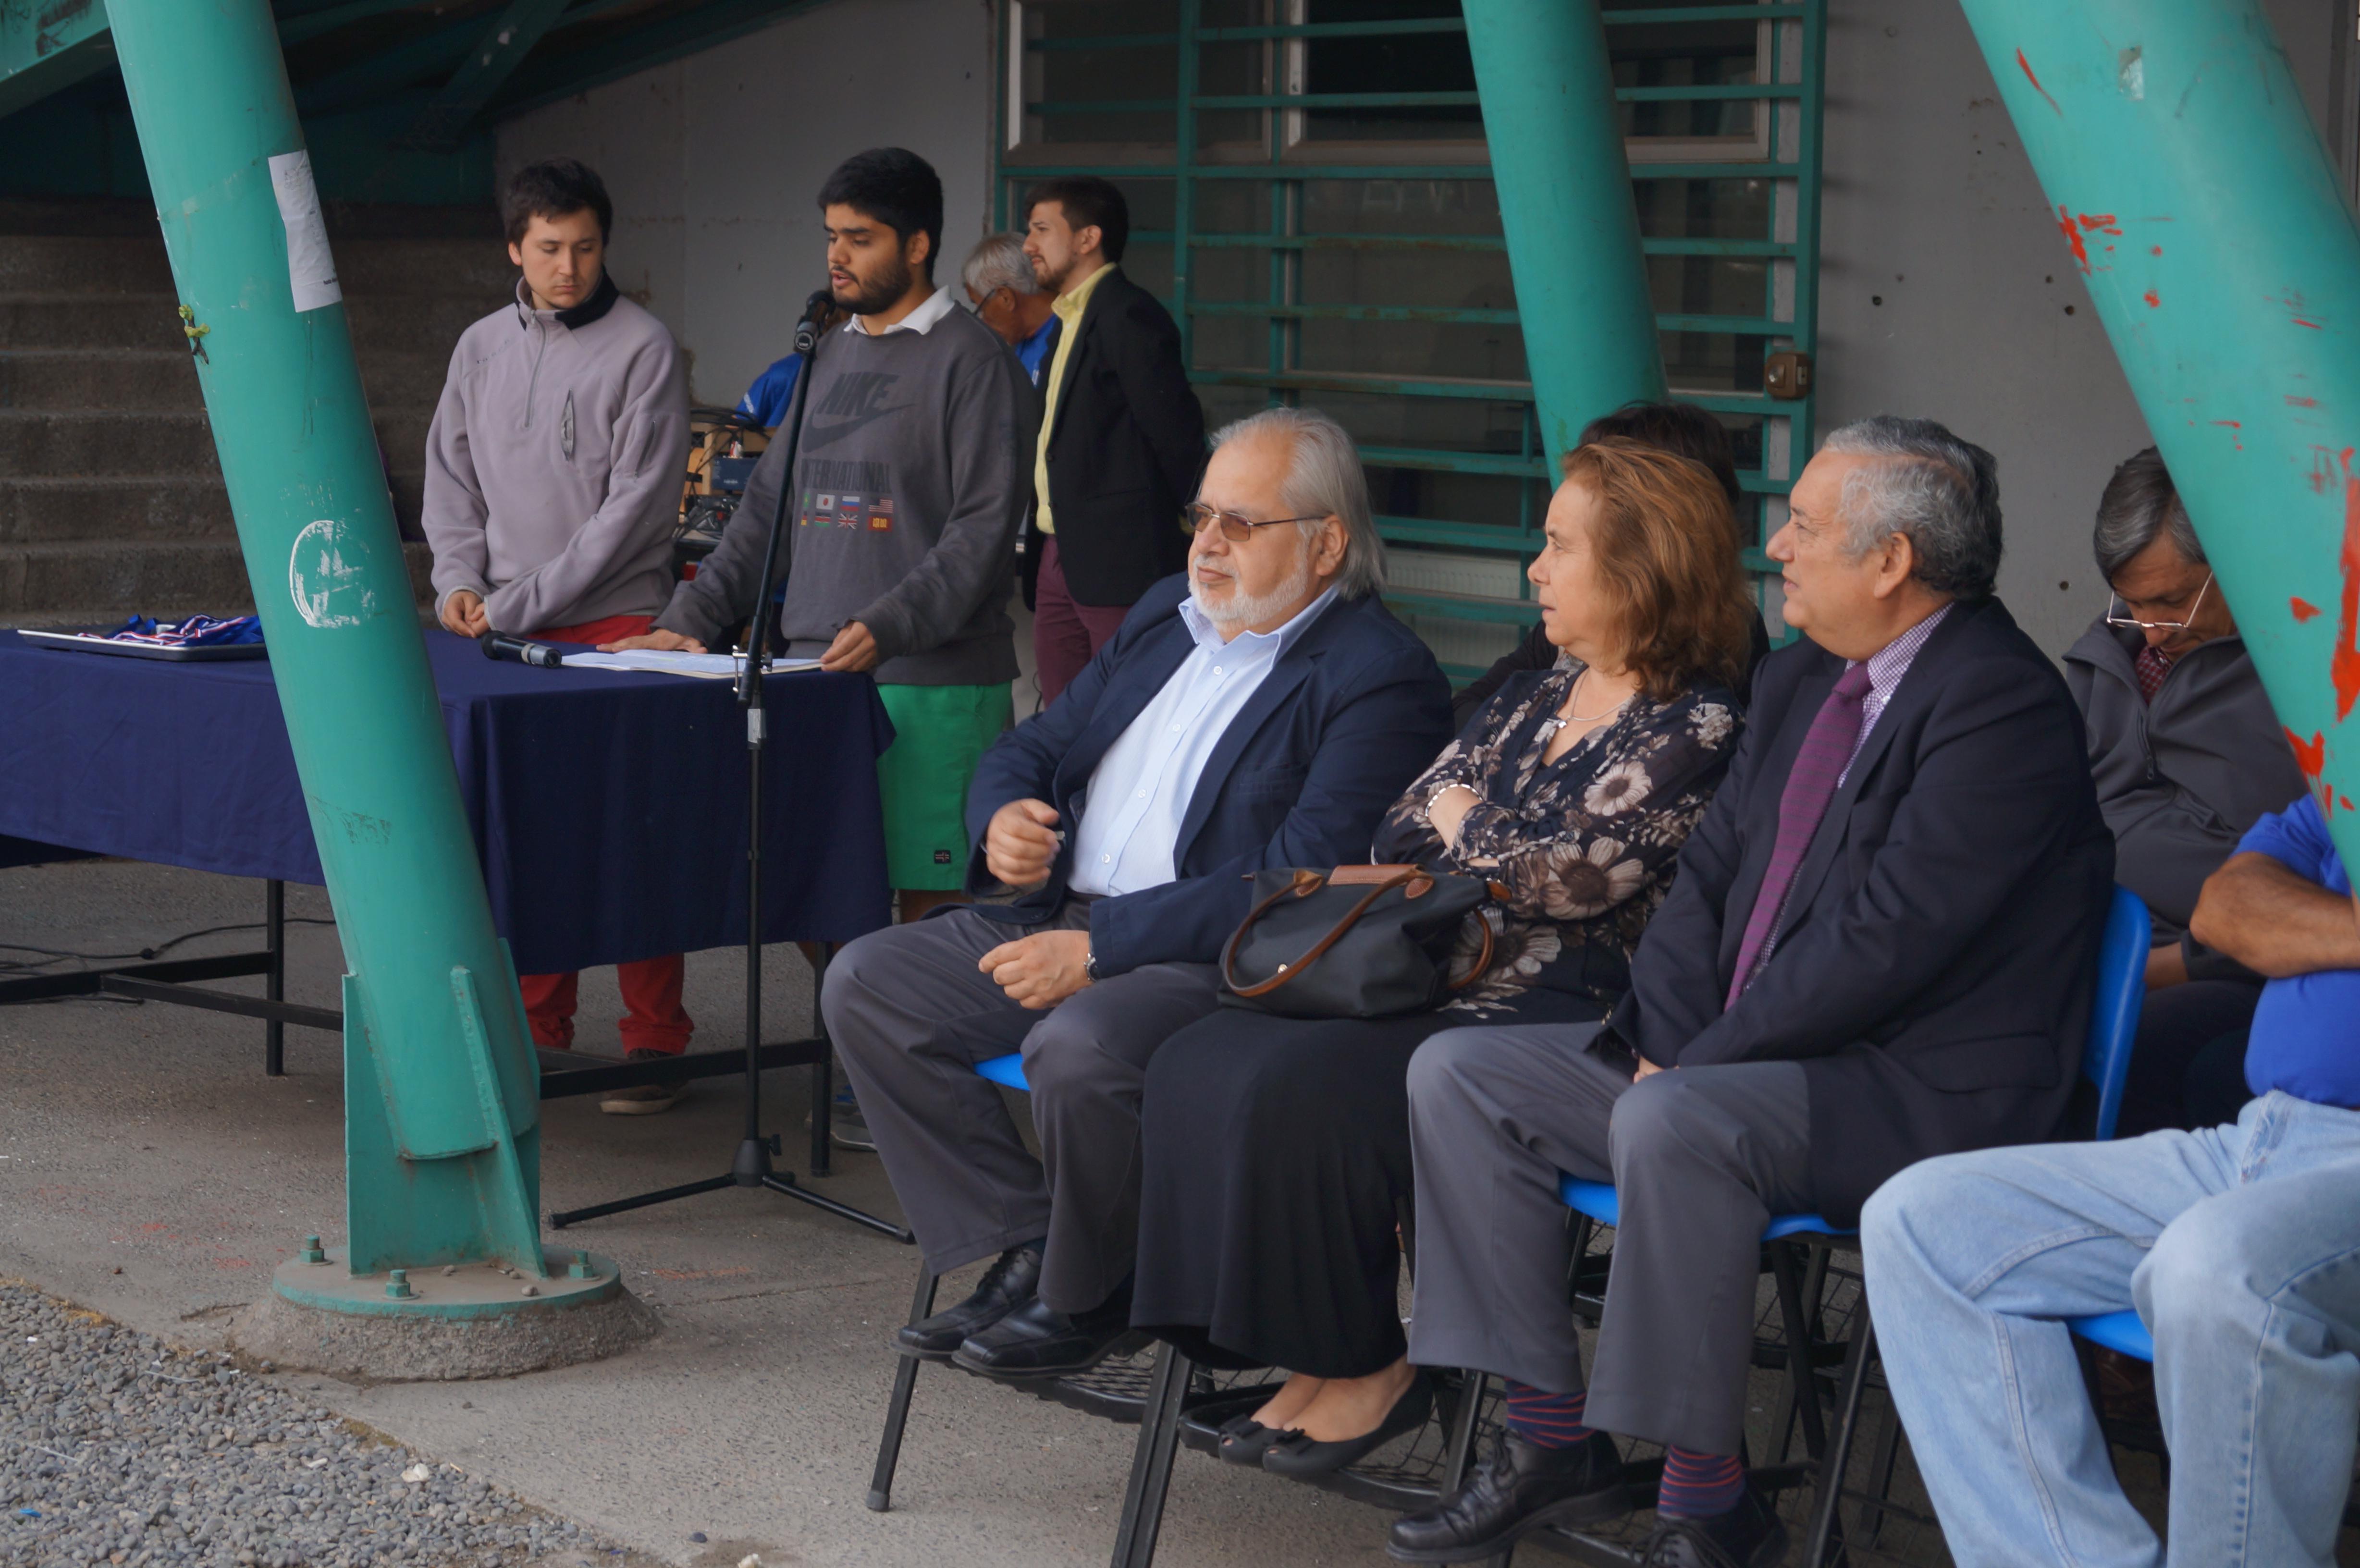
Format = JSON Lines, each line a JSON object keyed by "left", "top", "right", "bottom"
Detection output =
{"left": 1068, "top": 586, "right": 1341, "bottom": 896}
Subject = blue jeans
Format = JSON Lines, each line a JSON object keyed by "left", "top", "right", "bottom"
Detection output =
{"left": 1861, "top": 1093, "right": 2360, "bottom": 1568}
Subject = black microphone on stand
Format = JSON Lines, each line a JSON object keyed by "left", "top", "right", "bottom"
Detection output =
{"left": 479, "top": 632, "right": 562, "bottom": 667}
{"left": 791, "top": 286, "right": 833, "bottom": 357}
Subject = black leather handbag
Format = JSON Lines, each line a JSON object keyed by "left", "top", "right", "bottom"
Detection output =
{"left": 1219, "top": 864, "right": 1499, "bottom": 1019}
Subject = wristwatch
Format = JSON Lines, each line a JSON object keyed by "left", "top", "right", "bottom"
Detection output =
{"left": 1083, "top": 945, "right": 1102, "bottom": 983}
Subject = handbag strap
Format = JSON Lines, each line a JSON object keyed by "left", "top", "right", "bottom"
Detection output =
{"left": 1221, "top": 867, "right": 1431, "bottom": 998}
{"left": 1443, "top": 906, "right": 1498, "bottom": 991}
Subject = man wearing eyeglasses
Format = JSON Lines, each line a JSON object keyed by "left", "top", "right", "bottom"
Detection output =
{"left": 2065, "top": 447, "right": 2306, "bottom": 1134}
{"left": 822, "top": 407, "right": 1453, "bottom": 1378}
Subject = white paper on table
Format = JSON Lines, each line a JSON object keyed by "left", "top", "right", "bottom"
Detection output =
{"left": 267, "top": 151, "right": 342, "bottom": 313}
{"left": 561, "top": 649, "right": 825, "bottom": 679}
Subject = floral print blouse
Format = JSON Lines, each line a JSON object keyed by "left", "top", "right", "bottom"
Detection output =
{"left": 1372, "top": 657, "right": 1742, "bottom": 1016}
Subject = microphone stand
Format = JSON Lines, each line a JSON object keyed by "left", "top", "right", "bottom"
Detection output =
{"left": 550, "top": 294, "right": 911, "bottom": 1244}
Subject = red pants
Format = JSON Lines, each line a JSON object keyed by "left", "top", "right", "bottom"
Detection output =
{"left": 1032, "top": 537, "right": 1133, "bottom": 707}
{"left": 517, "top": 612, "right": 693, "bottom": 1056}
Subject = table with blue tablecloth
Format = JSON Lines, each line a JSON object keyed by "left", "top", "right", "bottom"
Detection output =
{"left": 0, "top": 627, "right": 897, "bottom": 1103}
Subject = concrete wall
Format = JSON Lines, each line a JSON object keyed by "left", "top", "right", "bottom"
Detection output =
{"left": 494, "top": 0, "right": 996, "bottom": 408}
{"left": 1815, "top": 0, "right": 2346, "bottom": 660}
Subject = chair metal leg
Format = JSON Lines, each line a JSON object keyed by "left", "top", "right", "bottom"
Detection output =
{"left": 1440, "top": 1368, "right": 1488, "bottom": 1496}
{"left": 1769, "top": 1241, "right": 1830, "bottom": 1464}
{"left": 866, "top": 1263, "right": 940, "bottom": 1512}
{"left": 1802, "top": 1294, "right": 1876, "bottom": 1568}
{"left": 1108, "top": 1342, "right": 1191, "bottom": 1568}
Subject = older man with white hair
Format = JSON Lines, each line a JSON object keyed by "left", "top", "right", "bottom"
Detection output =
{"left": 824, "top": 406, "right": 1453, "bottom": 1377}
{"left": 1389, "top": 416, "right": 2113, "bottom": 1568}
{"left": 960, "top": 232, "right": 1057, "bottom": 382}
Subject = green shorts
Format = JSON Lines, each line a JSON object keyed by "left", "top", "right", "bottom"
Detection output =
{"left": 874, "top": 681, "right": 1014, "bottom": 891}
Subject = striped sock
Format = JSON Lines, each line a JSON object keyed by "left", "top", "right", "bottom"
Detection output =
{"left": 1656, "top": 1447, "right": 1745, "bottom": 1519}
{"left": 1502, "top": 1381, "right": 1593, "bottom": 1449}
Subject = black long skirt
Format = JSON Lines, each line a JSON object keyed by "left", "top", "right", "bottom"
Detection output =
{"left": 1130, "top": 989, "right": 1601, "bottom": 1380}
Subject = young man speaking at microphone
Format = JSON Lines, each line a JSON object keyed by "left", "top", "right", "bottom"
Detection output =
{"left": 611, "top": 148, "right": 1036, "bottom": 928}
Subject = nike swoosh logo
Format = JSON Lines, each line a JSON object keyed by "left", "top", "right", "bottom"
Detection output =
{"left": 803, "top": 404, "right": 909, "bottom": 449}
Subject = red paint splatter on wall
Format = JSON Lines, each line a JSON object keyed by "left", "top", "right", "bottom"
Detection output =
{"left": 2150, "top": 245, "right": 2163, "bottom": 256}
{"left": 2295, "top": 598, "right": 2324, "bottom": 622}
{"left": 2335, "top": 449, "right": 2360, "bottom": 721}
{"left": 2288, "top": 396, "right": 2319, "bottom": 407}
{"left": 2077, "top": 213, "right": 2122, "bottom": 234}
{"left": 2017, "top": 49, "right": 2062, "bottom": 114}
{"left": 2212, "top": 420, "right": 2244, "bottom": 450}
{"left": 2056, "top": 207, "right": 2092, "bottom": 272}
{"left": 2143, "top": 289, "right": 2161, "bottom": 307}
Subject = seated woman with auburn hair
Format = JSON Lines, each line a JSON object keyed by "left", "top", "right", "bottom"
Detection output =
{"left": 1128, "top": 437, "right": 1756, "bottom": 1475}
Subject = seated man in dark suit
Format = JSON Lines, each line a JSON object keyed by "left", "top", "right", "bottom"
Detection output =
{"left": 1391, "top": 416, "right": 2113, "bottom": 1568}
{"left": 824, "top": 406, "right": 1454, "bottom": 1378}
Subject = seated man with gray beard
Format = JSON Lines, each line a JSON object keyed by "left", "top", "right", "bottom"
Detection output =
{"left": 824, "top": 407, "right": 1454, "bottom": 1377}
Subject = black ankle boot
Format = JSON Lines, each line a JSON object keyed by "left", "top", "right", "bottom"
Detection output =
{"left": 1638, "top": 1486, "right": 1788, "bottom": 1568}
{"left": 1387, "top": 1430, "right": 1630, "bottom": 1562}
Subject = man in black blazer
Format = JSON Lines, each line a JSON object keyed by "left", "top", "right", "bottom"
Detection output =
{"left": 1390, "top": 417, "right": 2113, "bottom": 1568}
{"left": 1020, "top": 176, "right": 1207, "bottom": 704}
{"left": 824, "top": 408, "right": 1452, "bottom": 1379}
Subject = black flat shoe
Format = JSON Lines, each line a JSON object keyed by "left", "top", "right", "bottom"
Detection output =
{"left": 1637, "top": 1488, "right": 1788, "bottom": 1568}
{"left": 1262, "top": 1374, "right": 1434, "bottom": 1479}
{"left": 1388, "top": 1430, "right": 1631, "bottom": 1562}
{"left": 1217, "top": 1413, "right": 1295, "bottom": 1466}
{"left": 894, "top": 1245, "right": 1043, "bottom": 1360}
{"left": 950, "top": 1287, "right": 1140, "bottom": 1379}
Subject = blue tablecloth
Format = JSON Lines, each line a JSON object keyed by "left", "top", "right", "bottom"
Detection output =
{"left": 0, "top": 629, "right": 896, "bottom": 974}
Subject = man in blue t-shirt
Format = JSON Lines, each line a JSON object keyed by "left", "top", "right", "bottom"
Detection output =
{"left": 1861, "top": 790, "right": 2360, "bottom": 1568}
{"left": 736, "top": 353, "right": 802, "bottom": 431}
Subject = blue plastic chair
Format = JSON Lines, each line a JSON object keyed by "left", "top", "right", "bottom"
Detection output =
{"left": 1552, "top": 884, "right": 2151, "bottom": 1568}
{"left": 976, "top": 1053, "right": 1029, "bottom": 1091}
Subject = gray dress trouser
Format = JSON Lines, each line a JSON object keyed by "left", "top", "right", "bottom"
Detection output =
{"left": 820, "top": 904, "right": 1224, "bottom": 1313}
{"left": 1405, "top": 1022, "right": 1814, "bottom": 1456}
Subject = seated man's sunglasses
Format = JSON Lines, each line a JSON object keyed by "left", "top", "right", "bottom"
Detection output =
{"left": 1181, "top": 502, "right": 1328, "bottom": 541}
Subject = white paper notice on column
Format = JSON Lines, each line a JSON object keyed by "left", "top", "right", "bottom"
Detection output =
{"left": 267, "top": 150, "right": 343, "bottom": 313}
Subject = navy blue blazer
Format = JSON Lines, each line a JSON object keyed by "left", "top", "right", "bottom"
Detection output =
{"left": 964, "top": 575, "right": 1455, "bottom": 974}
{"left": 1610, "top": 596, "right": 2114, "bottom": 1226}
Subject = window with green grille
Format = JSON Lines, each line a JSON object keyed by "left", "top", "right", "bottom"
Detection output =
{"left": 998, "top": 0, "right": 1825, "bottom": 680}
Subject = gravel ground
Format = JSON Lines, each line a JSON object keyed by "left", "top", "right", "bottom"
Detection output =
{"left": 0, "top": 1281, "right": 650, "bottom": 1568}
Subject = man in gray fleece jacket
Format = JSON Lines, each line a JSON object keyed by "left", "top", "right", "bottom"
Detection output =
{"left": 424, "top": 162, "right": 689, "bottom": 646}
{"left": 423, "top": 158, "right": 696, "bottom": 1113}
{"left": 617, "top": 148, "right": 1033, "bottom": 927}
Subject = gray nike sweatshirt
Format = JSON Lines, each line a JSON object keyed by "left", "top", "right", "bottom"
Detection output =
{"left": 653, "top": 289, "right": 1031, "bottom": 686}
{"left": 423, "top": 274, "right": 690, "bottom": 635}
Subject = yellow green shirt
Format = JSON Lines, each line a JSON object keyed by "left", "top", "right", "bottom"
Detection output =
{"left": 1031, "top": 261, "right": 1118, "bottom": 535}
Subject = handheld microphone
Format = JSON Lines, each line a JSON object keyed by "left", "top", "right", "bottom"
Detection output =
{"left": 479, "top": 632, "right": 563, "bottom": 668}
{"left": 791, "top": 287, "right": 834, "bottom": 356}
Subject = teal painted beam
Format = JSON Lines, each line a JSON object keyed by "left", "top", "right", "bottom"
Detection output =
{"left": 0, "top": 0, "right": 115, "bottom": 120}
{"left": 1460, "top": 0, "right": 1667, "bottom": 465}
{"left": 1956, "top": 0, "right": 2360, "bottom": 867}
{"left": 105, "top": 0, "right": 545, "bottom": 1277}
{"left": 493, "top": 0, "right": 826, "bottom": 119}
{"left": 396, "top": 0, "right": 569, "bottom": 152}
{"left": 294, "top": 11, "right": 476, "bottom": 114}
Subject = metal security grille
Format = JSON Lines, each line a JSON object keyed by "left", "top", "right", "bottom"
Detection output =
{"left": 997, "top": 0, "right": 1826, "bottom": 678}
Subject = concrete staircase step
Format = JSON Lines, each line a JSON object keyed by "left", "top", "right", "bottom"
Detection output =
{"left": 0, "top": 476, "right": 237, "bottom": 542}
{"left": 0, "top": 539, "right": 434, "bottom": 617}
{"left": 0, "top": 350, "right": 202, "bottom": 412}
{"left": 0, "top": 408, "right": 438, "bottom": 482}
{"left": 0, "top": 293, "right": 500, "bottom": 353}
{"left": 0, "top": 540, "right": 257, "bottom": 615}
{"left": 0, "top": 235, "right": 517, "bottom": 298}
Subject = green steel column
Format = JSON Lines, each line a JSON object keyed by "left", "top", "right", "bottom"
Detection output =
{"left": 107, "top": 0, "right": 544, "bottom": 1278}
{"left": 1957, "top": 0, "right": 2360, "bottom": 869}
{"left": 1463, "top": 0, "right": 1666, "bottom": 467}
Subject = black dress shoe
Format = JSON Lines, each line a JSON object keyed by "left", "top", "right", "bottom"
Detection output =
{"left": 950, "top": 1287, "right": 1139, "bottom": 1378}
{"left": 1217, "top": 1413, "right": 1293, "bottom": 1467}
{"left": 1638, "top": 1488, "right": 1788, "bottom": 1568}
{"left": 1388, "top": 1430, "right": 1631, "bottom": 1562}
{"left": 1262, "top": 1374, "right": 1435, "bottom": 1478}
{"left": 894, "top": 1246, "right": 1043, "bottom": 1360}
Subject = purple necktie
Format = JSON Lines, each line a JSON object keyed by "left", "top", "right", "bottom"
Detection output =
{"left": 1727, "top": 662, "right": 1875, "bottom": 1005}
